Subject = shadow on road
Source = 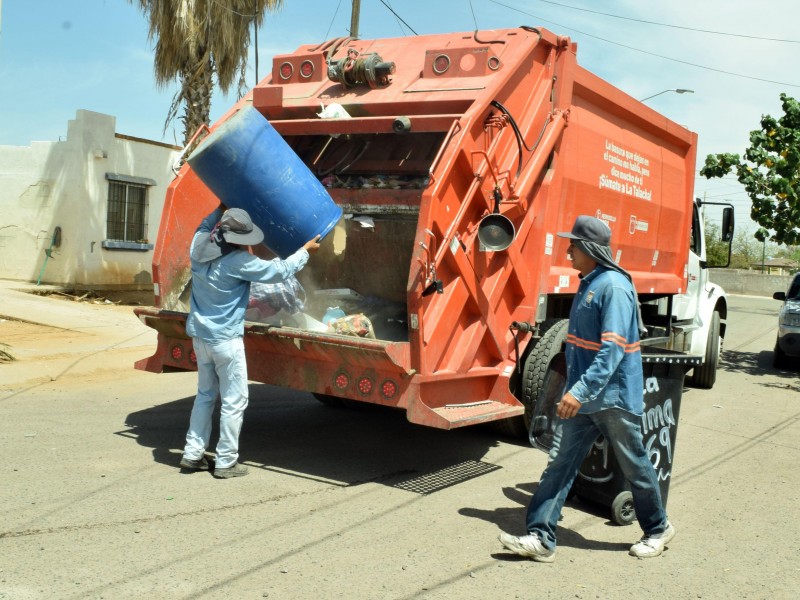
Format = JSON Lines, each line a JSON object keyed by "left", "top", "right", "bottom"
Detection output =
{"left": 118, "top": 382, "right": 528, "bottom": 492}
{"left": 120, "top": 382, "right": 639, "bottom": 552}
{"left": 459, "top": 481, "right": 631, "bottom": 554}
{"left": 720, "top": 349, "right": 800, "bottom": 385}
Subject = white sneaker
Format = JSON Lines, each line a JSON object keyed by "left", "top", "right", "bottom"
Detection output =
{"left": 629, "top": 521, "right": 676, "bottom": 558}
{"left": 499, "top": 532, "right": 556, "bottom": 563}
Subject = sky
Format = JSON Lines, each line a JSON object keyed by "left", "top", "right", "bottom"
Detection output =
{"left": 2, "top": 0, "right": 799, "bottom": 234}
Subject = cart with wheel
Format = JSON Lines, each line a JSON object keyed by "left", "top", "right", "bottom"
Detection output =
{"left": 530, "top": 347, "right": 700, "bottom": 525}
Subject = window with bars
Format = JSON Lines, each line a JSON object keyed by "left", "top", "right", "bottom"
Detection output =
{"left": 103, "top": 173, "right": 156, "bottom": 250}
{"left": 107, "top": 180, "right": 148, "bottom": 242}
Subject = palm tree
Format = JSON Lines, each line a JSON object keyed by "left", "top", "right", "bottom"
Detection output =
{"left": 128, "top": 0, "right": 284, "bottom": 146}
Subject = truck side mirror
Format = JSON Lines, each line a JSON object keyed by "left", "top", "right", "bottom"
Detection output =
{"left": 721, "top": 207, "right": 734, "bottom": 242}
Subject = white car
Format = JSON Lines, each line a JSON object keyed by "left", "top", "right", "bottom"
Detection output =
{"left": 773, "top": 273, "right": 800, "bottom": 368}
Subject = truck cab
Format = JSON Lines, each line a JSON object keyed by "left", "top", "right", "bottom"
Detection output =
{"left": 671, "top": 198, "right": 733, "bottom": 388}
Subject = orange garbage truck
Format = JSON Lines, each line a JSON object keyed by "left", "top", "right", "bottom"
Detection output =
{"left": 134, "top": 26, "right": 732, "bottom": 437}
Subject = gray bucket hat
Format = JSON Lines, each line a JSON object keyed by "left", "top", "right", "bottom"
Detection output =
{"left": 218, "top": 208, "right": 264, "bottom": 246}
{"left": 191, "top": 208, "right": 264, "bottom": 263}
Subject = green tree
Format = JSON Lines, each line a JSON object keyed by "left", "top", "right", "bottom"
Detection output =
{"left": 775, "top": 244, "right": 800, "bottom": 262}
{"left": 700, "top": 93, "right": 800, "bottom": 246}
{"left": 730, "top": 227, "right": 777, "bottom": 269}
{"left": 704, "top": 222, "right": 730, "bottom": 266}
{"left": 773, "top": 244, "right": 800, "bottom": 273}
{"left": 128, "top": 0, "right": 284, "bottom": 146}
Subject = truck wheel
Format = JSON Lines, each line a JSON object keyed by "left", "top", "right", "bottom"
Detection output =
{"left": 493, "top": 319, "right": 568, "bottom": 440}
{"left": 525, "top": 319, "right": 568, "bottom": 449}
{"left": 611, "top": 491, "right": 635, "bottom": 525}
{"left": 691, "top": 310, "right": 720, "bottom": 389}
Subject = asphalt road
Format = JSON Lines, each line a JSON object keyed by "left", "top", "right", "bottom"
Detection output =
{"left": 0, "top": 292, "right": 798, "bottom": 599}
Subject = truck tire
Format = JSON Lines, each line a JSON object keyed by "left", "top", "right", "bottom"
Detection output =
{"left": 690, "top": 310, "right": 720, "bottom": 389}
{"left": 493, "top": 319, "right": 568, "bottom": 440}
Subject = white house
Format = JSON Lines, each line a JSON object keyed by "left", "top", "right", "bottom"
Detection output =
{"left": 0, "top": 110, "right": 179, "bottom": 290}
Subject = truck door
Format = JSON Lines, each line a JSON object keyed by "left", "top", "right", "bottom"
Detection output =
{"left": 671, "top": 202, "right": 702, "bottom": 322}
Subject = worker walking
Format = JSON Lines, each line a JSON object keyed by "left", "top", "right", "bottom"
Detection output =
{"left": 179, "top": 206, "right": 320, "bottom": 478}
{"left": 499, "top": 215, "right": 674, "bottom": 560}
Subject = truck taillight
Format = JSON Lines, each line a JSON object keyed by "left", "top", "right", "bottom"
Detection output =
{"left": 381, "top": 380, "right": 398, "bottom": 399}
{"left": 279, "top": 61, "right": 294, "bottom": 80}
{"left": 189, "top": 350, "right": 197, "bottom": 364}
{"left": 334, "top": 372, "right": 350, "bottom": 390}
{"left": 358, "top": 377, "right": 374, "bottom": 395}
{"left": 300, "top": 60, "right": 314, "bottom": 78}
{"left": 171, "top": 345, "right": 183, "bottom": 361}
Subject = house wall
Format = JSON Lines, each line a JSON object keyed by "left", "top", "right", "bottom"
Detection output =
{"left": 0, "top": 110, "right": 179, "bottom": 290}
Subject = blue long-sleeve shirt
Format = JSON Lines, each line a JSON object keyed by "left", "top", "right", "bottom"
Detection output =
{"left": 565, "top": 265, "right": 644, "bottom": 415}
{"left": 186, "top": 208, "right": 309, "bottom": 343}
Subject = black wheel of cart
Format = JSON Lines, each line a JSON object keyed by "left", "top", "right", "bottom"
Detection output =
{"left": 611, "top": 491, "right": 636, "bottom": 525}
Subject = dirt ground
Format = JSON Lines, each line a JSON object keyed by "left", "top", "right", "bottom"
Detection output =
{"left": 24, "top": 288, "right": 155, "bottom": 307}
{"left": 0, "top": 292, "right": 798, "bottom": 600}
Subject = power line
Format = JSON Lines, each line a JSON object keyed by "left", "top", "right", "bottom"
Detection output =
{"left": 469, "top": 0, "right": 480, "bottom": 30}
{"left": 384, "top": 1, "right": 412, "bottom": 36}
{"left": 527, "top": 0, "right": 800, "bottom": 44}
{"left": 378, "top": 0, "right": 418, "bottom": 35}
{"left": 488, "top": 0, "right": 800, "bottom": 88}
{"left": 324, "top": 0, "right": 344, "bottom": 40}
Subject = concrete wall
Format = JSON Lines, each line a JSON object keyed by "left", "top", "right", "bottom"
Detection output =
{"left": 0, "top": 110, "right": 179, "bottom": 290}
{"left": 709, "top": 268, "right": 792, "bottom": 297}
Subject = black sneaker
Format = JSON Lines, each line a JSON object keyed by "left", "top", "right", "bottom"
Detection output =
{"left": 213, "top": 462, "right": 249, "bottom": 479}
{"left": 179, "top": 455, "right": 210, "bottom": 471}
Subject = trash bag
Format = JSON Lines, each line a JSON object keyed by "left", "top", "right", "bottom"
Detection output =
{"left": 248, "top": 277, "right": 305, "bottom": 321}
{"left": 326, "top": 314, "right": 376, "bottom": 338}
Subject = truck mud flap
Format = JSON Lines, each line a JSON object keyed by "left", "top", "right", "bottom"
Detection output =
{"left": 407, "top": 371, "right": 525, "bottom": 429}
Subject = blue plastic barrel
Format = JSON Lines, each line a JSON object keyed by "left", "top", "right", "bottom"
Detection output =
{"left": 187, "top": 105, "right": 342, "bottom": 258}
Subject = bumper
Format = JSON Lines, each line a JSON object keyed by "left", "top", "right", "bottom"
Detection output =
{"left": 777, "top": 329, "right": 800, "bottom": 357}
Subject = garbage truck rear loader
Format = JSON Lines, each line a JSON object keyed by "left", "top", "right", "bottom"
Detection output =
{"left": 134, "top": 27, "right": 731, "bottom": 436}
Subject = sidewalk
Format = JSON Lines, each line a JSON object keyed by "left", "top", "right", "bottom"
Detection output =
{"left": 0, "top": 279, "right": 158, "bottom": 390}
{"left": 0, "top": 279, "right": 153, "bottom": 331}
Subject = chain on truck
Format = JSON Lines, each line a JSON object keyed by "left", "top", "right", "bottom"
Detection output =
{"left": 134, "top": 26, "right": 734, "bottom": 439}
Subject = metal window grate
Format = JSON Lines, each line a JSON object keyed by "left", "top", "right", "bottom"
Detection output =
{"left": 106, "top": 180, "right": 149, "bottom": 242}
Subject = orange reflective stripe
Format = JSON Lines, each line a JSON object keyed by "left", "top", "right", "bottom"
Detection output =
{"left": 566, "top": 334, "right": 602, "bottom": 351}
{"left": 568, "top": 333, "right": 641, "bottom": 353}
{"left": 601, "top": 331, "right": 640, "bottom": 353}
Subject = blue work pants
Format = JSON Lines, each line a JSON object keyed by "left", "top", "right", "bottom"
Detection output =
{"left": 526, "top": 408, "right": 668, "bottom": 550}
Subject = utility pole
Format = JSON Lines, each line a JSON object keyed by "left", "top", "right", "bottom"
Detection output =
{"left": 350, "top": 0, "right": 361, "bottom": 39}
{"left": 254, "top": 2, "right": 259, "bottom": 84}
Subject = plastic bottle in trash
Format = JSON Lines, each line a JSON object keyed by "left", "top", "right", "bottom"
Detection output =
{"left": 322, "top": 306, "right": 346, "bottom": 325}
